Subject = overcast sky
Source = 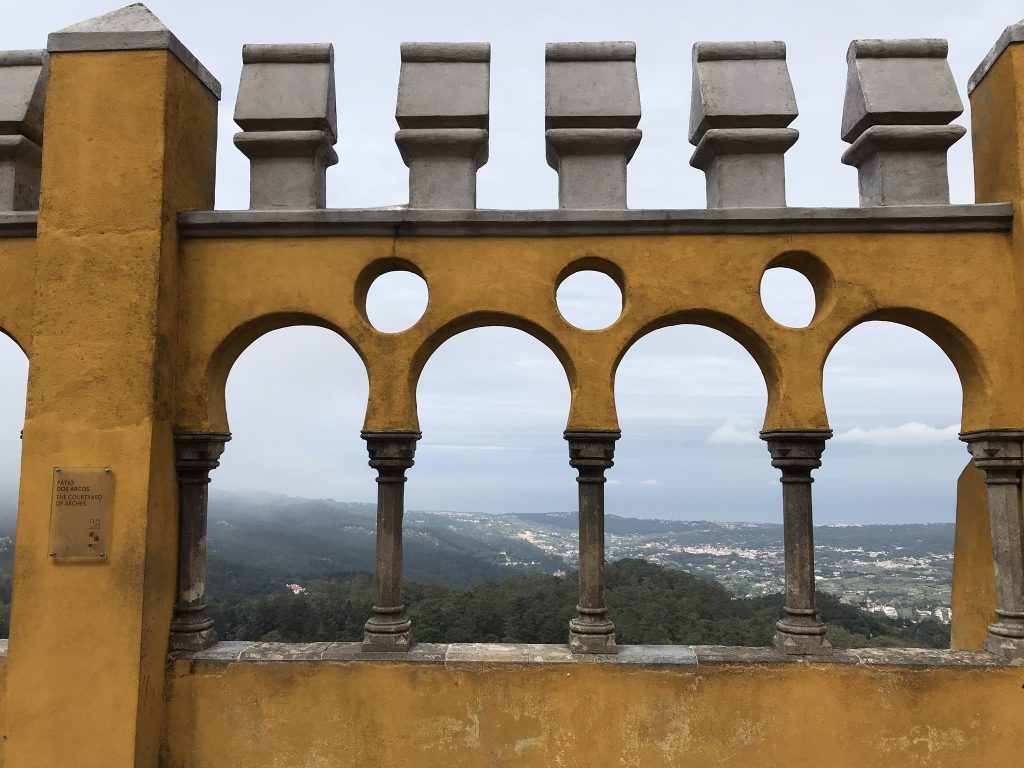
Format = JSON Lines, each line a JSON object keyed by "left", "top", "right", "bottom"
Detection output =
{"left": 1, "top": 1, "right": 1015, "bottom": 523}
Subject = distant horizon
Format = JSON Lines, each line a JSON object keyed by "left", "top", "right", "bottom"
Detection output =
{"left": 206, "top": 488, "right": 957, "bottom": 528}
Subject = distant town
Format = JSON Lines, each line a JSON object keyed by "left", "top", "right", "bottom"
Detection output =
{"left": 405, "top": 509, "right": 955, "bottom": 624}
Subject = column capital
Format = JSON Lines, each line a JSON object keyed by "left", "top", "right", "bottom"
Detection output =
{"left": 362, "top": 430, "right": 420, "bottom": 473}
{"left": 173, "top": 431, "right": 231, "bottom": 476}
{"left": 760, "top": 429, "right": 831, "bottom": 474}
{"left": 960, "top": 430, "right": 1024, "bottom": 478}
{"left": 564, "top": 429, "right": 619, "bottom": 474}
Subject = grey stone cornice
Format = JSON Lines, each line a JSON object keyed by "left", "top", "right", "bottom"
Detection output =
{"left": 0, "top": 210, "right": 36, "bottom": 237}
{"left": 178, "top": 203, "right": 1013, "bottom": 239}
{"left": 545, "top": 42, "right": 636, "bottom": 62}
{"left": 172, "top": 641, "right": 1017, "bottom": 668}
{"left": 47, "top": 3, "right": 221, "bottom": 100}
{"left": 969, "top": 18, "right": 1024, "bottom": 94}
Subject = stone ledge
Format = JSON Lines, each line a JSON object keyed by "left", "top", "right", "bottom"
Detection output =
{"left": 178, "top": 203, "right": 1012, "bottom": 238}
{"left": 172, "top": 641, "right": 1016, "bottom": 669}
{"left": 0, "top": 211, "right": 37, "bottom": 237}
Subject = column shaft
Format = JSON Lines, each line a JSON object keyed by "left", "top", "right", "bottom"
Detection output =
{"left": 170, "top": 433, "right": 230, "bottom": 652}
{"left": 762, "top": 429, "right": 833, "bottom": 655}
{"left": 362, "top": 431, "right": 419, "bottom": 652}
{"left": 565, "top": 430, "right": 618, "bottom": 654}
{"left": 961, "top": 430, "right": 1024, "bottom": 659}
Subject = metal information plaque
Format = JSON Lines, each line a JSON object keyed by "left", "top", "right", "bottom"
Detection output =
{"left": 48, "top": 467, "right": 113, "bottom": 561}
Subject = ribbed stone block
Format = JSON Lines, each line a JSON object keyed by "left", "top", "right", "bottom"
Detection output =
{"left": 233, "top": 43, "right": 338, "bottom": 210}
{"left": 0, "top": 50, "right": 46, "bottom": 211}
{"left": 689, "top": 42, "right": 798, "bottom": 208}
{"left": 545, "top": 42, "right": 641, "bottom": 209}
{"left": 395, "top": 43, "right": 489, "bottom": 209}
{"left": 841, "top": 39, "right": 964, "bottom": 206}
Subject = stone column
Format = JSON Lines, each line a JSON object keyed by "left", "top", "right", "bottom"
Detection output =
{"left": 960, "top": 430, "right": 1024, "bottom": 659}
{"left": 169, "top": 432, "right": 230, "bottom": 652}
{"left": 565, "top": 429, "right": 619, "bottom": 653}
{"left": 761, "top": 429, "right": 832, "bottom": 655}
{"left": 362, "top": 431, "right": 420, "bottom": 652}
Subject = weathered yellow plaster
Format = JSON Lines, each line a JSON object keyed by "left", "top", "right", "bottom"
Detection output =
{"left": 951, "top": 462, "right": 997, "bottom": 649}
{"left": 0, "top": 238, "right": 36, "bottom": 356}
{"left": 0, "top": 16, "right": 1018, "bottom": 768}
{"left": 163, "top": 658, "right": 1024, "bottom": 768}
{"left": 3, "top": 50, "right": 216, "bottom": 768}
{"left": 178, "top": 231, "right": 1016, "bottom": 436}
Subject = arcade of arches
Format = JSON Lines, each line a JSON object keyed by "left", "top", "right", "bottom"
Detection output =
{"left": 0, "top": 7, "right": 1023, "bottom": 768}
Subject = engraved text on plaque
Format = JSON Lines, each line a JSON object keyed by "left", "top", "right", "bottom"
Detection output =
{"left": 48, "top": 467, "right": 113, "bottom": 561}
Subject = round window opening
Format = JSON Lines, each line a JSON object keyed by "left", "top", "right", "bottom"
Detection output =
{"left": 760, "top": 267, "right": 816, "bottom": 329}
{"left": 556, "top": 270, "right": 623, "bottom": 330}
{"left": 365, "top": 270, "right": 429, "bottom": 333}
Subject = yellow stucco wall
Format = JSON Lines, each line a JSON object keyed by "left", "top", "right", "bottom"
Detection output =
{"left": 178, "top": 230, "right": 1016, "bottom": 436}
{"left": 951, "top": 462, "right": 997, "bottom": 649}
{"left": 163, "top": 657, "right": 1024, "bottom": 768}
{"left": 0, "top": 15, "right": 1020, "bottom": 768}
{"left": 3, "top": 49, "right": 217, "bottom": 768}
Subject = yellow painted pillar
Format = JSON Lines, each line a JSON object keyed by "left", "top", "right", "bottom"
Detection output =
{"left": 957, "top": 19, "right": 1024, "bottom": 648}
{"left": 3, "top": 6, "right": 219, "bottom": 767}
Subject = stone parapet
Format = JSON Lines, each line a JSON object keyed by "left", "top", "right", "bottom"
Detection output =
{"left": 0, "top": 50, "right": 45, "bottom": 211}
{"left": 841, "top": 38, "right": 964, "bottom": 205}
{"left": 395, "top": 43, "right": 490, "bottom": 208}
{"left": 545, "top": 42, "right": 641, "bottom": 209}
{"left": 233, "top": 43, "right": 338, "bottom": 210}
{"left": 689, "top": 41, "right": 798, "bottom": 208}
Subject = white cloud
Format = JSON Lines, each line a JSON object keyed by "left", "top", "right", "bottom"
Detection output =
{"left": 707, "top": 420, "right": 759, "bottom": 445}
{"left": 833, "top": 422, "right": 961, "bottom": 446}
{"left": 640, "top": 479, "right": 659, "bottom": 486}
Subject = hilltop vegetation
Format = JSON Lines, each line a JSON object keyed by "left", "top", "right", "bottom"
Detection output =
{"left": 208, "top": 558, "right": 949, "bottom": 648}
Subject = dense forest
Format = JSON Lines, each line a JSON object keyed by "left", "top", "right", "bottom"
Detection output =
{"left": 208, "top": 558, "right": 950, "bottom": 648}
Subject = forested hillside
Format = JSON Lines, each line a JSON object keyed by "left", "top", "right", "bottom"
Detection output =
{"left": 208, "top": 558, "right": 949, "bottom": 648}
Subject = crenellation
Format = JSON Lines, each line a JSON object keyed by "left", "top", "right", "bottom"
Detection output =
{"left": 689, "top": 41, "right": 798, "bottom": 208}
{"left": 545, "top": 41, "right": 641, "bottom": 209}
{"left": 395, "top": 42, "right": 490, "bottom": 208}
{"left": 841, "top": 38, "right": 965, "bottom": 206}
{"left": 0, "top": 50, "right": 45, "bottom": 211}
{"left": 233, "top": 42, "right": 338, "bottom": 210}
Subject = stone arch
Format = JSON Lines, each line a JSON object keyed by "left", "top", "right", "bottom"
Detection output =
{"left": 410, "top": 311, "right": 576, "bottom": 411}
{"left": 612, "top": 309, "right": 780, "bottom": 429}
{"left": 205, "top": 311, "right": 369, "bottom": 433}
{"left": 824, "top": 307, "right": 985, "bottom": 429}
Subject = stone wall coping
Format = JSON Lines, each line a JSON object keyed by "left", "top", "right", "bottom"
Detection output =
{"left": 177, "top": 203, "right": 1012, "bottom": 238}
{"left": 0, "top": 211, "right": 37, "bottom": 237}
{"left": 169, "top": 641, "right": 1018, "bottom": 669}
{"left": 969, "top": 18, "right": 1024, "bottom": 94}
{"left": 5, "top": 206, "right": 1013, "bottom": 241}
{"left": 47, "top": 3, "right": 221, "bottom": 100}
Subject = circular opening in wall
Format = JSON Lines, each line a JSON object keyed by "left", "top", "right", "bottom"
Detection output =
{"left": 365, "top": 270, "right": 429, "bottom": 333}
{"left": 760, "top": 267, "right": 816, "bottom": 329}
{"left": 556, "top": 270, "right": 623, "bottom": 330}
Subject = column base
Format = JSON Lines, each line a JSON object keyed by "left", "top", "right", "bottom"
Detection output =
{"left": 774, "top": 621, "right": 833, "bottom": 656}
{"left": 362, "top": 608, "right": 414, "bottom": 653}
{"left": 169, "top": 625, "right": 218, "bottom": 653}
{"left": 569, "top": 616, "right": 618, "bottom": 654}
{"left": 985, "top": 624, "right": 1024, "bottom": 660}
